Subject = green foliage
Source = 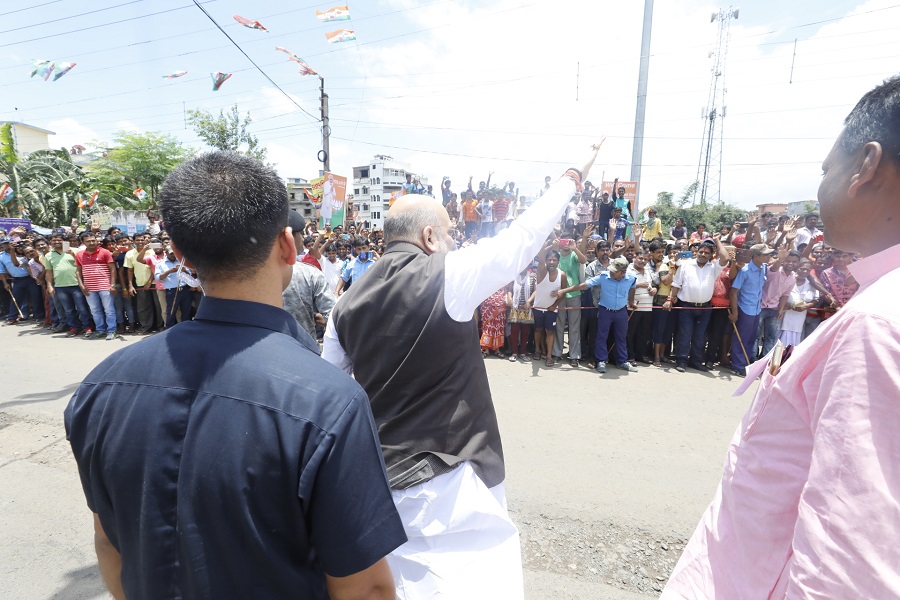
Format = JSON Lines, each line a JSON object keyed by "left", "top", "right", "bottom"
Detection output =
{"left": 0, "top": 123, "right": 18, "bottom": 165}
{"left": 187, "top": 104, "right": 268, "bottom": 162}
{"left": 0, "top": 146, "right": 94, "bottom": 227}
{"left": 645, "top": 181, "right": 748, "bottom": 233}
{"left": 90, "top": 131, "right": 194, "bottom": 208}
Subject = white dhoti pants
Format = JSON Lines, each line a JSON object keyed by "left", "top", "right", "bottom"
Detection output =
{"left": 387, "top": 461, "right": 524, "bottom": 600}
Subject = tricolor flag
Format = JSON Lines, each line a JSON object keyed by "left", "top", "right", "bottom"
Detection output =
{"left": 316, "top": 6, "right": 351, "bottom": 21}
{"left": 233, "top": 15, "right": 268, "bottom": 31}
{"left": 325, "top": 28, "right": 356, "bottom": 44}
{"left": 275, "top": 47, "right": 318, "bottom": 76}
{"left": 88, "top": 191, "right": 99, "bottom": 207}
{"left": 162, "top": 71, "right": 188, "bottom": 79}
{"left": 0, "top": 183, "right": 14, "bottom": 204}
{"left": 30, "top": 59, "right": 54, "bottom": 80}
{"left": 77, "top": 195, "right": 86, "bottom": 209}
{"left": 51, "top": 62, "right": 76, "bottom": 81}
{"left": 211, "top": 72, "right": 232, "bottom": 91}
{"left": 134, "top": 188, "right": 147, "bottom": 200}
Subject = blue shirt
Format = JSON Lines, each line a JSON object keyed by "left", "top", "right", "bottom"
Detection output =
{"left": 65, "top": 297, "right": 406, "bottom": 599}
{"left": 732, "top": 262, "right": 767, "bottom": 316}
{"left": 154, "top": 257, "right": 181, "bottom": 289}
{"left": 342, "top": 255, "right": 373, "bottom": 285}
{"left": 0, "top": 249, "right": 28, "bottom": 277}
{"left": 613, "top": 217, "right": 633, "bottom": 240}
{"left": 584, "top": 271, "right": 636, "bottom": 310}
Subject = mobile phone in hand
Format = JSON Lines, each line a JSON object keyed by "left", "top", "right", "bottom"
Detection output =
{"left": 150, "top": 243, "right": 162, "bottom": 250}
{"left": 62, "top": 242, "right": 70, "bottom": 253}
{"left": 678, "top": 251, "right": 692, "bottom": 260}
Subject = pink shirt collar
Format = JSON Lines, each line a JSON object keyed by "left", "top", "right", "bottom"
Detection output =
{"left": 848, "top": 242, "right": 900, "bottom": 289}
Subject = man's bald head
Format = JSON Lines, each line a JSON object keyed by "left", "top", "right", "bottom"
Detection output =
{"left": 384, "top": 195, "right": 454, "bottom": 254}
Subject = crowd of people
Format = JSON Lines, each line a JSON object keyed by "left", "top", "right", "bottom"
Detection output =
{"left": 452, "top": 206, "right": 857, "bottom": 378}
{"left": 0, "top": 224, "right": 201, "bottom": 339}
{"left": 2, "top": 193, "right": 856, "bottom": 382}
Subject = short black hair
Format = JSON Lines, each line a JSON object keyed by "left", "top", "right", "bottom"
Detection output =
{"left": 544, "top": 249, "right": 561, "bottom": 260}
{"left": 158, "top": 152, "right": 289, "bottom": 281}
{"left": 842, "top": 75, "right": 900, "bottom": 163}
{"left": 595, "top": 240, "right": 611, "bottom": 250}
{"left": 106, "top": 226, "right": 120, "bottom": 236}
{"left": 324, "top": 243, "right": 336, "bottom": 253}
{"left": 648, "top": 240, "right": 666, "bottom": 253}
{"left": 352, "top": 236, "right": 369, "bottom": 248}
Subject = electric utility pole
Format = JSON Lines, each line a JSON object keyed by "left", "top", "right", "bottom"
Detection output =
{"left": 319, "top": 76, "right": 331, "bottom": 173}
{"left": 630, "top": 0, "right": 654, "bottom": 214}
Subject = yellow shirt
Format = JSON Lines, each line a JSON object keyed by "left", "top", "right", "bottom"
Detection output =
{"left": 642, "top": 218, "right": 663, "bottom": 241}
{"left": 124, "top": 248, "right": 153, "bottom": 286}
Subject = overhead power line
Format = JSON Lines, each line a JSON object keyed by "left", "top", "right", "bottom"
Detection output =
{"left": 0, "top": 0, "right": 144, "bottom": 34}
{"left": 189, "top": 0, "right": 320, "bottom": 126}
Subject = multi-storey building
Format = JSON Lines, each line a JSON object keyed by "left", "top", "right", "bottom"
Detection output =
{"left": 351, "top": 155, "right": 428, "bottom": 229}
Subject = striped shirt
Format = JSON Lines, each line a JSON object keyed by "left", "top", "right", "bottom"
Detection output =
{"left": 76, "top": 248, "right": 114, "bottom": 291}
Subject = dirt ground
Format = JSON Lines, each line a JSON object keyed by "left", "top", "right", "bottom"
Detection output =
{"left": 0, "top": 322, "right": 752, "bottom": 599}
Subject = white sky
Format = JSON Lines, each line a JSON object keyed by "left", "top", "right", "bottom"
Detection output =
{"left": 3, "top": 0, "right": 899, "bottom": 210}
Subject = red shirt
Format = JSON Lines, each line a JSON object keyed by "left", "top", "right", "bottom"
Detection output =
{"left": 76, "top": 248, "right": 114, "bottom": 291}
{"left": 492, "top": 197, "right": 510, "bottom": 222}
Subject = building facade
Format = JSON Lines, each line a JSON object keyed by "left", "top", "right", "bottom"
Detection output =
{"left": 352, "top": 155, "right": 428, "bottom": 229}
{"left": 1, "top": 121, "right": 55, "bottom": 155}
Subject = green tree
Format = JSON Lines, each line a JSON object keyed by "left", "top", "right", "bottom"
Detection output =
{"left": 187, "top": 104, "right": 268, "bottom": 162}
{"left": 1, "top": 123, "right": 94, "bottom": 227}
{"left": 646, "top": 181, "right": 747, "bottom": 235}
{"left": 90, "top": 131, "right": 194, "bottom": 208}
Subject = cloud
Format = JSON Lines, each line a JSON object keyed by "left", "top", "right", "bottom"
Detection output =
{"left": 44, "top": 117, "right": 102, "bottom": 150}
{"left": 316, "top": 0, "right": 900, "bottom": 210}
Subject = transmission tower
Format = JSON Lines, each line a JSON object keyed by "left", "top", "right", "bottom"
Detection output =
{"left": 695, "top": 6, "right": 739, "bottom": 205}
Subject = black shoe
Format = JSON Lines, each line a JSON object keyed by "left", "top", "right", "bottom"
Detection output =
{"left": 689, "top": 362, "right": 710, "bottom": 372}
{"left": 675, "top": 363, "right": 686, "bottom": 373}
{"left": 731, "top": 367, "right": 746, "bottom": 378}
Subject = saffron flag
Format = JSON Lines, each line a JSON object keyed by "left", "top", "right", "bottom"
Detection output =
{"left": 233, "top": 14, "right": 268, "bottom": 31}
{"left": 134, "top": 188, "right": 147, "bottom": 200}
{"left": 389, "top": 188, "right": 406, "bottom": 207}
{"left": 211, "top": 72, "right": 232, "bottom": 91}
{"left": 316, "top": 6, "right": 351, "bottom": 21}
{"left": 0, "top": 183, "right": 13, "bottom": 205}
{"left": 77, "top": 195, "right": 86, "bottom": 209}
{"left": 325, "top": 29, "right": 356, "bottom": 44}
{"left": 88, "top": 191, "right": 99, "bottom": 207}
{"left": 51, "top": 62, "right": 76, "bottom": 81}
{"left": 162, "top": 71, "right": 188, "bottom": 79}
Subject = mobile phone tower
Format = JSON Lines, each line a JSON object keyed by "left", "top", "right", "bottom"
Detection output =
{"left": 695, "top": 6, "right": 739, "bottom": 206}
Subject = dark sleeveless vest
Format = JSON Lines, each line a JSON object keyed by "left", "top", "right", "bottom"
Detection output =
{"left": 331, "top": 242, "right": 504, "bottom": 489}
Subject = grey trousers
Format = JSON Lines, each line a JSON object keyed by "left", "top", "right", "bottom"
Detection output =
{"left": 553, "top": 295, "right": 582, "bottom": 359}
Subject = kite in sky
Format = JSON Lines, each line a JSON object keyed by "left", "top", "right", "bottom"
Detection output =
{"left": 162, "top": 71, "right": 188, "bottom": 79}
{"left": 275, "top": 46, "right": 318, "bottom": 76}
{"left": 316, "top": 5, "right": 351, "bottom": 21}
{"left": 233, "top": 14, "right": 268, "bottom": 31}
{"left": 325, "top": 29, "right": 356, "bottom": 44}
{"left": 211, "top": 72, "right": 232, "bottom": 91}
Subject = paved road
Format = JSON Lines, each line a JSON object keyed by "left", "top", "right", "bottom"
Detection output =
{"left": 0, "top": 321, "right": 753, "bottom": 599}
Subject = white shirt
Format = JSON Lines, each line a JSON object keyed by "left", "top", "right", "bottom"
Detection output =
{"left": 321, "top": 257, "right": 343, "bottom": 294}
{"left": 627, "top": 263, "right": 653, "bottom": 311}
{"left": 672, "top": 258, "right": 725, "bottom": 303}
{"left": 794, "top": 226, "right": 822, "bottom": 250}
{"left": 323, "top": 176, "right": 577, "bottom": 372}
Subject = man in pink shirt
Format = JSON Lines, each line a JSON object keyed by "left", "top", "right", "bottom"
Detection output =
{"left": 663, "top": 76, "right": 900, "bottom": 598}
{"left": 756, "top": 249, "right": 800, "bottom": 357}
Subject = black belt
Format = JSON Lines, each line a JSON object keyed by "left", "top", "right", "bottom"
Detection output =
{"left": 681, "top": 301, "right": 711, "bottom": 307}
{"left": 599, "top": 306, "right": 625, "bottom": 312}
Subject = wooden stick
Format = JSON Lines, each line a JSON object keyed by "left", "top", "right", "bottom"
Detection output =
{"left": 732, "top": 320, "right": 751, "bottom": 366}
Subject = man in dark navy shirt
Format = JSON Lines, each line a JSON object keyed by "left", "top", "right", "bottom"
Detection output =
{"left": 64, "top": 151, "right": 405, "bottom": 600}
